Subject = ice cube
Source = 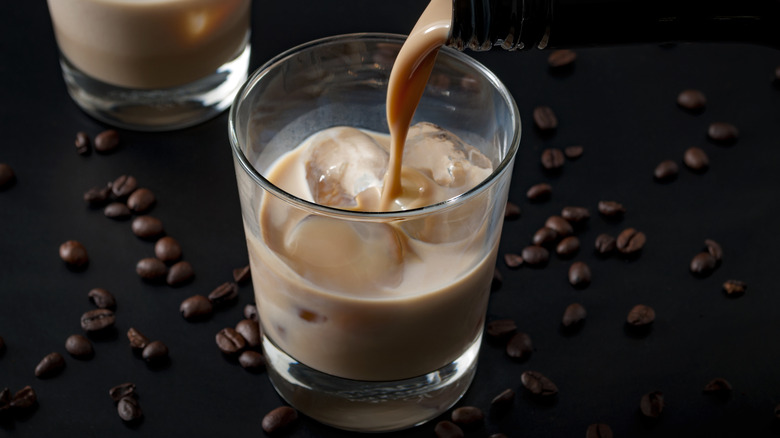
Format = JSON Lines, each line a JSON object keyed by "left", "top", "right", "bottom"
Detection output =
{"left": 304, "top": 127, "right": 388, "bottom": 208}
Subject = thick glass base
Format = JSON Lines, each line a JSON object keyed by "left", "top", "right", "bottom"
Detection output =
{"left": 263, "top": 333, "right": 481, "bottom": 432}
{"left": 59, "top": 40, "right": 251, "bottom": 132}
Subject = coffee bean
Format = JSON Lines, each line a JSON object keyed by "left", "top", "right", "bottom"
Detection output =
{"left": 561, "top": 206, "right": 589, "bottom": 224}
{"left": 598, "top": 200, "right": 625, "bottom": 217}
{"left": 521, "top": 245, "right": 549, "bottom": 266}
{"left": 88, "top": 287, "right": 116, "bottom": 309}
{"left": 434, "top": 421, "right": 464, "bottom": 438}
{"left": 0, "top": 163, "right": 16, "bottom": 189}
{"left": 84, "top": 185, "right": 111, "bottom": 206}
{"left": 59, "top": 240, "right": 88, "bottom": 268}
{"left": 117, "top": 396, "right": 143, "bottom": 422}
{"left": 109, "top": 383, "right": 136, "bottom": 403}
{"left": 208, "top": 282, "right": 238, "bottom": 306}
{"left": 567, "top": 261, "right": 591, "bottom": 287}
{"left": 34, "top": 352, "right": 65, "bottom": 378}
{"left": 556, "top": 236, "right": 580, "bottom": 257}
{"left": 127, "top": 188, "right": 155, "bottom": 213}
{"left": 506, "top": 332, "right": 533, "bottom": 360}
{"left": 723, "top": 279, "right": 747, "bottom": 296}
{"left": 526, "top": 182, "right": 552, "bottom": 202}
{"left": 533, "top": 105, "right": 558, "bottom": 131}
{"left": 141, "top": 340, "right": 168, "bottom": 363}
{"left": 244, "top": 304, "right": 259, "bottom": 322}
{"left": 627, "top": 304, "right": 655, "bottom": 326}
{"left": 532, "top": 227, "right": 558, "bottom": 247}
{"left": 541, "top": 148, "right": 565, "bottom": 170}
{"left": 564, "top": 145, "right": 584, "bottom": 159}
{"left": 677, "top": 89, "right": 707, "bottom": 111}
{"left": 562, "top": 302, "right": 587, "bottom": 327}
{"left": 167, "top": 261, "right": 194, "bottom": 286}
{"left": 521, "top": 370, "right": 558, "bottom": 397}
{"left": 80, "top": 308, "right": 115, "bottom": 332}
{"left": 261, "top": 406, "right": 298, "bottom": 434}
{"left": 216, "top": 327, "right": 246, "bottom": 355}
{"left": 704, "top": 238, "right": 723, "bottom": 262}
{"left": 179, "top": 295, "right": 213, "bottom": 321}
{"left": 127, "top": 327, "right": 149, "bottom": 350}
{"left": 690, "top": 252, "right": 717, "bottom": 275}
{"left": 708, "top": 122, "right": 738, "bottom": 144}
{"left": 654, "top": 160, "right": 679, "bottom": 181}
{"left": 136, "top": 257, "right": 168, "bottom": 281}
{"left": 75, "top": 131, "right": 91, "bottom": 155}
{"left": 486, "top": 319, "right": 516, "bottom": 338}
{"left": 238, "top": 350, "right": 266, "bottom": 371}
{"left": 451, "top": 406, "right": 483, "bottom": 426}
{"left": 111, "top": 175, "right": 137, "bottom": 198}
{"left": 235, "top": 319, "right": 261, "bottom": 348}
{"left": 594, "top": 233, "right": 616, "bottom": 255}
{"left": 233, "top": 265, "right": 251, "bottom": 284}
{"left": 586, "top": 423, "right": 614, "bottom": 438}
{"left": 104, "top": 202, "right": 131, "bottom": 220}
{"left": 545, "top": 215, "right": 573, "bottom": 237}
{"left": 94, "top": 129, "right": 120, "bottom": 153}
{"left": 640, "top": 391, "right": 664, "bottom": 418}
{"left": 616, "top": 228, "right": 646, "bottom": 255}
{"left": 703, "top": 377, "right": 732, "bottom": 395}
{"left": 131, "top": 215, "right": 164, "bottom": 239}
{"left": 65, "top": 334, "right": 93, "bottom": 358}
{"left": 491, "top": 388, "right": 515, "bottom": 408}
{"left": 683, "top": 146, "right": 709, "bottom": 172}
{"left": 504, "top": 201, "right": 521, "bottom": 220}
{"left": 547, "top": 49, "right": 577, "bottom": 68}
{"left": 10, "top": 386, "right": 37, "bottom": 410}
{"left": 154, "top": 236, "right": 182, "bottom": 263}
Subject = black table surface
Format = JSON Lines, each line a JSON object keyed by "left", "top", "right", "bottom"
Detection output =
{"left": 2, "top": 2, "right": 780, "bottom": 437}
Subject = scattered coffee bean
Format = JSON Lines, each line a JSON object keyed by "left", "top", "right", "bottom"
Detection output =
{"left": 677, "top": 89, "right": 707, "bottom": 111}
{"left": 84, "top": 185, "right": 112, "bottom": 206}
{"left": 109, "top": 383, "right": 136, "bottom": 403}
{"left": 532, "top": 227, "right": 558, "bottom": 247}
{"left": 526, "top": 182, "right": 552, "bottom": 201}
{"left": 434, "top": 420, "right": 464, "bottom": 438}
{"left": 594, "top": 233, "right": 616, "bottom": 255}
{"left": 94, "top": 129, "right": 120, "bottom": 153}
{"left": 598, "top": 200, "right": 625, "bottom": 217}
{"left": 166, "top": 261, "right": 194, "bottom": 286}
{"left": 547, "top": 49, "right": 577, "bottom": 68}
{"left": 34, "top": 352, "right": 65, "bottom": 378}
{"left": 703, "top": 377, "right": 732, "bottom": 395}
{"left": 261, "top": 406, "right": 298, "bottom": 434}
{"left": 127, "top": 328, "right": 150, "bottom": 350}
{"left": 154, "top": 236, "right": 182, "bottom": 263}
{"left": 80, "top": 308, "right": 115, "bottom": 332}
{"left": 215, "top": 327, "right": 246, "bottom": 355}
{"left": 654, "top": 159, "right": 679, "bottom": 181}
{"left": 235, "top": 319, "right": 261, "bottom": 347}
{"left": 616, "top": 228, "right": 646, "bottom": 255}
{"left": 233, "top": 265, "right": 251, "bottom": 284}
{"left": 65, "top": 334, "right": 93, "bottom": 358}
{"left": 683, "top": 146, "right": 709, "bottom": 172}
{"left": 561, "top": 206, "right": 589, "bottom": 224}
{"left": 541, "top": 148, "right": 565, "bottom": 170}
{"left": 568, "top": 261, "right": 591, "bottom": 288}
{"left": 640, "top": 391, "right": 664, "bottom": 418}
{"left": 238, "top": 350, "right": 266, "bottom": 371}
{"left": 10, "top": 386, "right": 37, "bottom": 410}
{"left": 533, "top": 105, "right": 558, "bottom": 131}
{"left": 627, "top": 304, "right": 655, "bottom": 326}
{"left": 506, "top": 332, "right": 533, "bottom": 360}
{"left": 117, "top": 396, "right": 143, "bottom": 422}
{"left": 127, "top": 188, "right": 155, "bottom": 213}
{"left": 141, "top": 340, "right": 168, "bottom": 363}
{"left": 486, "top": 319, "right": 517, "bottom": 338}
{"left": 562, "top": 302, "right": 587, "bottom": 327}
{"left": 244, "top": 304, "right": 259, "bottom": 322}
{"left": 180, "top": 295, "right": 213, "bottom": 321}
{"left": 88, "top": 287, "right": 116, "bottom": 309}
{"left": 708, "top": 122, "right": 738, "bottom": 144}
{"left": 491, "top": 388, "right": 515, "bottom": 408}
{"left": 704, "top": 238, "right": 723, "bottom": 262}
{"left": 521, "top": 245, "right": 549, "bottom": 266}
{"left": 104, "top": 202, "right": 131, "bottom": 219}
{"left": 690, "top": 252, "right": 717, "bottom": 276}
{"left": 586, "top": 423, "right": 614, "bottom": 438}
{"left": 521, "top": 370, "right": 558, "bottom": 397}
{"left": 723, "top": 279, "right": 747, "bottom": 296}
{"left": 0, "top": 163, "right": 16, "bottom": 189}
{"left": 504, "top": 201, "right": 521, "bottom": 220}
{"left": 59, "top": 240, "right": 89, "bottom": 268}
{"left": 564, "top": 145, "right": 584, "bottom": 159}
{"left": 136, "top": 257, "right": 168, "bottom": 281}
{"left": 74, "top": 131, "right": 90, "bottom": 155}
{"left": 545, "top": 215, "right": 573, "bottom": 237}
{"left": 111, "top": 175, "right": 137, "bottom": 198}
{"left": 557, "top": 236, "right": 580, "bottom": 257}
{"left": 131, "top": 215, "right": 164, "bottom": 239}
{"left": 451, "top": 406, "right": 484, "bottom": 426}
{"left": 208, "top": 282, "right": 239, "bottom": 306}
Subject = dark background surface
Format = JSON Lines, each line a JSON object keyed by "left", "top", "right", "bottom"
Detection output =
{"left": 2, "top": 1, "right": 780, "bottom": 437}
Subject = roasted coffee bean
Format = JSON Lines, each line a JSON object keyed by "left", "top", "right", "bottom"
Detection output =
{"left": 166, "top": 261, "right": 194, "bottom": 286}
{"left": 640, "top": 391, "right": 664, "bottom": 418}
{"left": 74, "top": 131, "right": 91, "bottom": 155}
{"left": 0, "top": 163, "right": 16, "bottom": 189}
{"left": 564, "top": 145, "right": 584, "bottom": 159}
{"left": 136, "top": 257, "right": 167, "bottom": 281}
{"left": 562, "top": 302, "right": 587, "bottom": 327}
{"left": 434, "top": 421, "right": 464, "bottom": 438}
{"left": 594, "top": 233, "right": 616, "bottom": 255}
{"left": 235, "top": 319, "right": 261, "bottom": 348}
{"left": 451, "top": 406, "right": 484, "bottom": 426}
{"left": 556, "top": 236, "right": 580, "bottom": 257}
{"left": 127, "top": 328, "right": 149, "bottom": 350}
{"left": 261, "top": 406, "right": 298, "bottom": 434}
{"left": 491, "top": 388, "right": 515, "bottom": 408}
{"left": 568, "top": 261, "right": 591, "bottom": 287}
{"left": 117, "top": 396, "right": 143, "bottom": 422}
{"left": 627, "top": 304, "right": 655, "bottom": 326}
{"left": 10, "top": 386, "right": 37, "bottom": 410}
{"left": 545, "top": 215, "right": 573, "bottom": 237}
{"left": 126, "top": 188, "right": 155, "bottom": 213}
{"left": 131, "top": 215, "right": 164, "bottom": 239}
{"left": 532, "top": 227, "right": 558, "bottom": 247}
{"left": 88, "top": 287, "right": 116, "bottom": 309}
{"left": 486, "top": 319, "right": 516, "bottom": 338}
{"left": 94, "top": 129, "right": 120, "bottom": 153}
{"left": 703, "top": 378, "right": 732, "bottom": 395}
{"left": 526, "top": 182, "right": 552, "bottom": 201}
{"left": 233, "top": 265, "right": 251, "bottom": 284}
{"left": 208, "top": 282, "right": 238, "bottom": 306}
{"left": 521, "top": 370, "right": 558, "bottom": 397}
{"left": 65, "top": 334, "right": 93, "bottom": 358}
{"left": 521, "top": 245, "right": 549, "bottom": 266}
{"left": 541, "top": 148, "right": 565, "bottom": 170}
{"left": 533, "top": 106, "right": 558, "bottom": 131}
{"left": 704, "top": 238, "right": 723, "bottom": 261}
{"left": 104, "top": 202, "right": 131, "bottom": 219}
{"left": 547, "top": 49, "right": 577, "bottom": 68}
{"left": 215, "top": 327, "right": 246, "bottom": 355}
{"left": 690, "top": 252, "right": 717, "bottom": 275}
{"left": 723, "top": 279, "right": 747, "bottom": 296}
{"left": 84, "top": 185, "right": 111, "bottom": 206}
{"left": 586, "top": 423, "right": 614, "bottom": 438}
{"left": 141, "top": 340, "right": 168, "bottom": 363}
{"left": 180, "top": 295, "right": 213, "bottom": 321}
{"left": 238, "top": 350, "right": 266, "bottom": 371}
{"left": 683, "top": 146, "right": 709, "bottom": 171}
{"left": 616, "top": 228, "right": 646, "bottom": 254}
{"left": 109, "top": 383, "right": 136, "bottom": 403}
{"left": 654, "top": 159, "right": 679, "bottom": 181}
{"left": 506, "top": 332, "right": 533, "bottom": 360}
{"left": 561, "top": 206, "right": 589, "bottom": 224}
{"left": 708, "top": 122, "right": 738, "bottom": 144}
{"left": 504, "top": 201, "right": 521, "bottom": 220}
{"left": 244, "top": 304, "right": 259, "bottom": 322}
{"left": 59, "top": 240, "right": 89, "bottom": 268}
{"left": 80, "top": 308, "right": 115, "bottom": 332}
{"left": 598, "top": 200, "right": 625, "bottom": 217}
{"left": 111, "top": 175, "right": 137, "bottom": 198}
{"left": 154, "top": 236, "right": 182, "bottom": 263}
{"left": 34, "top": 352, "right": 65, "bottom": 378}
{"left": 677, "top": 89, "right": 707, "bottom": 111}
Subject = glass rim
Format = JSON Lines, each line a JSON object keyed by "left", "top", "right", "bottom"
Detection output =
{"left": 228, "top": 32, "right": 521, "bottom": 220}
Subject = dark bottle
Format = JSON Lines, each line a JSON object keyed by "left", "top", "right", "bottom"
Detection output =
{"left": 447, "top": 0, "right": 780, "bottom": 51}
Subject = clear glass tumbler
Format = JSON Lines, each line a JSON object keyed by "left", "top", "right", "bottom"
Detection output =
{"left": 229, "top": 33, "right": 520, "bottom": 432}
